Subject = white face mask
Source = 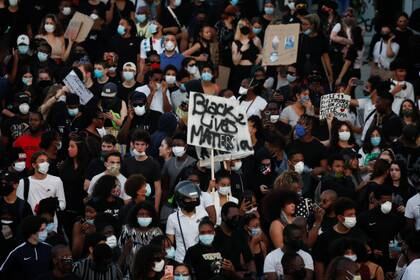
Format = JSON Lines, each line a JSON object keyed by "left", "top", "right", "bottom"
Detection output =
{"left": 270, "top": 115, "right": 280, "bottom": 123}
{"left": 231, "top": 161, "right": 242, "bottom": 171}
{"left": 238, "top": 86, "right": 248, "bottom": 95}
{"left": 134, "top": 105, "right": 146, "bottom": 116}
{"left": 37, "top": 162, "right": 49, "bottom": 175}
{"left": 14, "top": 161, "right": 26, "bottom": 172}
{"left": 90, "top": 13, "right": 99, "bottom": 20}
{"left": 44, "top": 24, "right": 55, "bottom": 33}
{"left": 19, "top": 103, "right": 30, "bottom": 115}
{"left": 165, "top": 40, "right": 176, "bottom": 51}
{"left": 380, "top": 201, "right": 392, "bottom": 214}
{"left": 165, "top": 75, "right": 176, "bottom": 84}
{"left": 106, "top": 235, "right": 117, "bottom": 248}
{"left": 133, "top": 149, "right": 146, "bottom": 157}
{"left": 343, "top": 217, "right": 357, "bottom": 229}
{"left": 344, "top": 254, "right": 357, "bottom": 262}
{"left": 339, "top": 131, "right": 351, "bottom": 141}
{"left": 153, "top": 259, "right": 165, "bottom": 272}
{"left": 218, "top": 186, "right": 231, "bottom": 196}
{"left": 172, "top": 146, "right": 186, "bottom": 157}
{"left": 62, "top": 7, "right": 71, "bottom": 16}
{"left": 286, "top": 73, "right": 297, "bottom": 83}
{"left": 294, "top": 161, "right": 305, "bottom": 174}
{"left": 187, "top": 65, "right": 198, "bottom": 75}
{"left": 8, "top": 0, "right": 18, "bottom": 7}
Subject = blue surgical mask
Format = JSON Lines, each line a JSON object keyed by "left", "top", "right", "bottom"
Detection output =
{"left": 165, "top": 246, "right": 176, "bottom": 259}
{"left": 201, "top": 72, "right": 213, "bottom": 81}
{"left": 94, "top": 69, "right": 104, "bottom": 79}
{"left": 148, "top": 23, "right": 158, "bottom": 34}
{"left": 22, "top": 77, "right": 32, "bottom": 86}
{"left": 145, "top": 183, "right": 152, "bottom": 197}
{"left": 300, "top": 95, "right": 310, "bottom": 104}
{"left": 174, "top": 276, "right": 191, "bottom": 280}
{"left": 38, "top": 229, "right": 48, "bottom": 242}
{"left": 123, "top": 71, "right": 135, "bottom": 81}
{"left": 179, "top": 83, "right": 186, "bottom": 92}
{"left": 252, "top": 27, "right": 262, "bottom": 35}
{"left": 230, "top": 0, "right": 238, "bottom": 6}
{"left": 199, "top": 234, "right": 214, "bottom": 246}
{"left": 37, "top": 51, "right": 48, "bottom": 62}
{"left": 18, "top": 45, "right": 29, "bottom": 55}
{"left": 295, "top": 124, "right": 306, "bottom": 138}
{"left": 249, "top": 227, "right": 261, "bottom": 237}
{"left": 46, "top": 223, "right": 55, "bottom": 233}
{"left": 370, "top": 136, "right": 381, "bottom": 147}
{"left": 136, "top": 14, "right": 147, "bottom": 23}
{"left": 264, "top": 7, "right": 274, "bottom": 15}
{"left": 117, "top": 25, "right": 126, "bottom": 36}
{"left": 286, "top": 73, "right": 296, "bottom": 83}
{"left": 303, "top": 29, "right": 312, "bottom": 35}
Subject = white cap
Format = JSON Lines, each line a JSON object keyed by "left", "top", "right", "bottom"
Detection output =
{"left": 123, "top": 62, "right": 137, "bottom": 72}
{"left": 17, "top": 34, "right": 30, "bottom": 46}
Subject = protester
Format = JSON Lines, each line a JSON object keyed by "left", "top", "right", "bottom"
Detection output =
{"left": 0, "top": 2, "right": 418, "bottom": 280}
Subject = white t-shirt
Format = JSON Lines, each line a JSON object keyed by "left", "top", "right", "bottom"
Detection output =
{"left": 280, "top": 105, "right": 300, "bottom": 127}
{"left": 140, "top": 37, "right": 165, "bottom": 59}
{"left": 87, "top": 172, "right": 130, "bottom": 200}
{"left": 135, "top": 84, "right": 172, "bottom": 113}
{"left": 405, "top": 193, "right": 420, "bottom": 230}
{"left": 373, "top": 40, "right": 400, "bottom": 70}
{"left": 166, "top": 207, "right": 208, "bottom": 263}
{"left": 17, "top": 175, "right": 66, "bottom": 213}
{"left": 209, "top": 191, "right": 239, "bottom": 225}
{"left": 402, "top": 259, "right": 420, "bottom": 280}
{"left": 240, "top": 96, "right": 267, "bottom": 118}
{"left": 263, "top": 248, "right": 314, "bottom": 275}
{"left": 390, "top": 80, "right": 415, "bottom": 115}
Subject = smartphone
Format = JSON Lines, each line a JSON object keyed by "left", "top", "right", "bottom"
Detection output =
{"left": 165, "top": 265, "right": 174, "bottom": 277}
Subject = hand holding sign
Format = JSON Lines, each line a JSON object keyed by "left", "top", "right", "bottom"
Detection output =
{"left": 319, "top": 93, "right": 351, "bottom": 120}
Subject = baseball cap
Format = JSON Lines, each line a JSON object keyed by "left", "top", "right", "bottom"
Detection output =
{"left": 123, "top": 62, "right": 137, "bottom": 72}
{"left": 131, "top": 91, "right": 147, "bottom": 105}
{"left": 16, "top": 92, "right": 30, "bottom": 104}
{"left": 17, "top": 34, "right": 30, "bottom": 46}
{"left": 101, "top": 82, "right": 118, "bottom": 98}
{"left": 66, "top": 94, "right": 80, "bottom": 106}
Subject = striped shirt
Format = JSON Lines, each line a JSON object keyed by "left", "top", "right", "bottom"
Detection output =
{"left": 73, "top": 258, "right": 123, "bottom": 280}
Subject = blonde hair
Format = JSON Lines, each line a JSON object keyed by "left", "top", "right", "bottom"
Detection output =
{"left": 303, "top": 13, "right": 321, "bottom": 33}
{"left": 273, "top": 171, "right": 302, "bottom": 190}
{"left": 234, "top": 18, "right": 255, "bottom": 41}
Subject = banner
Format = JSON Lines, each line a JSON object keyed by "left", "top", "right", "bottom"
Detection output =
{"left": 187, "top": 92, "right": 253, "bottom": 154}
{"left": 262, "top": 23, "right": 300, "bottom": 66}
{"left": 64, "top": 12, "right": 94, "bottom": 43}
{"left": 63, "top": 71, "right": 94, "bottom": 105}
{"left": 319, "top": 93, "right": 351, "bottom": 120}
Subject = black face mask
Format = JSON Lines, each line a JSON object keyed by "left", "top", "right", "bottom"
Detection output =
{"left": 225, "top": 216, "right": 240, "bottom": 229}
{"left": 240, "top": 26, "right": 250, "bottom": 35}
{"left": 291, "top": 268, "right": 306, "bottom": 279}
{"left": 37, "top": 80, "right": 53, "bottom": 90}
{"left": 287, "top": 239, "right": 304, "bottom": 251}
{"left": 182, "top": 200, "right": 200, "bottom": 212}
{"left": 363, "top": 90, "right": 371, "bottom": 96}
{"left": 381, "top": 33, "right": 390, "bottom": 40}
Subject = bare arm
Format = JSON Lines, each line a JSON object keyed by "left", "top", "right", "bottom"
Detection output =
{"left": 205, "top": 205, "right": 217, "bottom": 225}
{"left": 321, "top": 53, "right": 333, "bottom": 83}
{"left": 330, "top": 31, "right": 353, "bottom": 45}
{"left": 386, "top": 37, "right": 396, "bottom": 58}
{"left": 314, "top": 261, "right": 325, "bottom": 280}
{"left": 154, "top": 180, "right": 162, "bottom": 212}
{"left": 336, "top": 59, "right": 352, "bottom": 85}
{"left": 232, "top": 41, "right": 242, "bottom": 66}
{"left": 269, "top": 220, "right": 284, "bottom": 249}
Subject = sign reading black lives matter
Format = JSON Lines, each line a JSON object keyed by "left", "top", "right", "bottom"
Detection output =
{"left": 319, "top": 93, "right": 350, "bottom": 120}
{"left": 187, "top": 92, "right": 253, "bottom": 157}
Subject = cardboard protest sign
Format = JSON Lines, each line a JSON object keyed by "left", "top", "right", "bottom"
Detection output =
{"left": 187, "top": 92, "right": 253, "bottom": 154}
{"left": 64, "top": 12, "right": 94, "bottom": 43}
{"left": 216, "top": 65, "right": 230, "bottom": 90}
{"left": 262, "top": 23, "right": 300, "bottom": 66}
{"left": 319, "top": 93, "right": 351, "bottom": 120}
{"left": 63, "top": 71, "right": 94, "bottom": 105}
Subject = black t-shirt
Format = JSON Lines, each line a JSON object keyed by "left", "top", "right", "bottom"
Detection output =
{"left": 59, "top": 160, "right": 86, "bottom": 213}
{"left": 117, "top": 82, "right": 140, "bottom": 103}
{"left": 184, "top": 242, "right": 225, "bottom": 280}
{"left": 107, "top": 36, "right": 140, "bottom": 69}
{"left": 78, "top": 1, "right": 107, "bottom": 20}
{"left": 286, "top": 138, "right": 327, "bottom": 168}
{"left": 321, "top": 174, "right": 356, "bottom": 200}
{"left": 296, "top": 33, "right": 329, "bottom": 77}
{"left": 90, "top": 197, "right": 124, "bottom": 218}
{"left": 159, "top": 4, "right": 191, "bottom": 29}
{"left": 86, "top": 158, "right": 106, "bottom": 181}
{"left": 121, "top": 156, "right": 161, "bottom": 193}
{"left": 212, "top": 227, "right": 253, "bottom": 271}
{"left": 105, "top": 0, "right": 135, "bottom": 30}
{"left": 394, "top": 29, "right": 413, "bottom": 59}
{"left": 313, "top": 226, "right": 367, "bottom": 265}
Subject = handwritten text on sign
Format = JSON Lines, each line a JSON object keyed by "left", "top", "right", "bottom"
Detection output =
{"left": 187, "top": 92, "right": 253, "bottom": 153}
{"left": 320, "top": 93, "right": 350, "bottom": 120}
{"left": 63, "top": 70, "right": 93, "bottom": 105}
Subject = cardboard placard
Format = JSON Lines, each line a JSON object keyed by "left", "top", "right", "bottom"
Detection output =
{"left": 187, "top": 92, "right": 253, "bottom": 154}
{"left": 319, "top": 93, "right": 351, "bottom": 120}
{"left": 196, "top": 146, "right": 254, "bottom": 167}
{"left": 64, "top": 12, "right": 94, "bottom": 43}
{"left": 63, "top": 71, "right": 94, "bottom": 105}
{"left": 262, "top": 24, "right": 300, "bottom": 66}
{"left": 216, "top": 65, "right": 230, "bottom": 90}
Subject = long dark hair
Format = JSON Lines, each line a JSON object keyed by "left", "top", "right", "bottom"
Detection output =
{"left": 127, "top": 201, "right": 159, "bottom": 229}
{"left": 92, "top": 175, "right": 117, "bottom": 200}
{"left": 68, "top": 134, "right": 89, "bottom": 170}
{"left": 351, "top": 26, "right": 364, "bottom": 51}
{"left": 391, "top": 160, "right": 414, "bottom": 199}
{"left": 39, "top": 14, "right": 64, "bottom": 36}
{"left": 330, "top": 121, "right": 356, "bottom": 148}
{"left": 362, "top": 126, "right": 384, "bottom": 154}
{"left": 132, "top": 243, "right": 164, "bottom": 280}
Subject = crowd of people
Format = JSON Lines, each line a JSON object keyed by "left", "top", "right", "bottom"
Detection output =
{"left": 0, "top": 0, "right": 419, "bottom": 279}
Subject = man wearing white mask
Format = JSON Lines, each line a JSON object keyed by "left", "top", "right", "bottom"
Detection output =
{"left": 16, "top": 151, "right": 66, "bottom": 232}
{"left": 162, "top": 132, "right": 196, "bottom": 192}
{"left": 160, "top": 33, "right": 184, "bottom": 71}
{"left": 312, "top": 197, "right": 367, "bottom": 280}
{"left": 358, "top": 186, "right": 405, "bottom": 273}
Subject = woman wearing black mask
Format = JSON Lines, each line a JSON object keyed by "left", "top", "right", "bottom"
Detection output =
{"left": 230, "top": 18, "right": 262, "bottom": 93}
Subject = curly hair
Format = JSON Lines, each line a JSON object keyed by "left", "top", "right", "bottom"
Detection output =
{"left": 127, "top": 201, "right": 159, "bottom": 229}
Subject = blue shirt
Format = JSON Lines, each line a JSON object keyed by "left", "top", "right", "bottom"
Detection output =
{"left": 160, "top": 52, "right": 184, "bottom": 71}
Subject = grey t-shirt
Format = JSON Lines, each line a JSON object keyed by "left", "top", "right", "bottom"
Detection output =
{"left": 162, "top": 156, "right": 196, "bottom": 190}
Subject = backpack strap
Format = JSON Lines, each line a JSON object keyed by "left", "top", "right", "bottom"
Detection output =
{"left": 23, "top": 177, "right": 30, "bottom": 202}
